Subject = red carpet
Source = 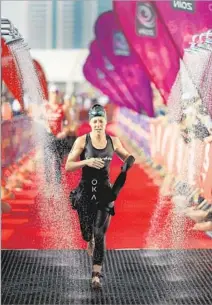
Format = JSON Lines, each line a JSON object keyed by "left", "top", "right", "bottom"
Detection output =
{"left": 2, "top": 157, "right": 211, "bottom": 249}
{"left": 2, "top": 123, "right": 212, "bottom": 249}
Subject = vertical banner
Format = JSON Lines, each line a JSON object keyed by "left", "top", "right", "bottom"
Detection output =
{"left": 154, "top": 0, "right": 212, "bottom": 116}
{"left": 33, "top": 59, "right": 49, "bottom": 101}
{"left": 83, "top": 55, "right": 124, "bottom": 107}
{"left": 89, "top": 40, "right": 137, "bottom": 111}
{"left": 154, "top": 0, "right": 212, "bottom": 56}
{"left": 94, "top": 11, "right": 154, "bottom": 116}
{"left": 113, "top": 1, "right": 181, "bottom": 102}
{"left": 1, "top": 38, "right": 24, "bottom": 108}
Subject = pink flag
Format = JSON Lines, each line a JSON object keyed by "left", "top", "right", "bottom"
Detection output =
{"left": 95, "top": 11, "right": 154, "bottom": 116}
{"left": 114, "top": 1, "right": 181, "bottom": 102}
{"left": 89, "top": 40, "right": 138, "bottom": 111}
{"left": 154, "top": 0, "right": 212, "bottom": 56}
{"left": 83, "top": 55, "right": 125, "bottom": 107}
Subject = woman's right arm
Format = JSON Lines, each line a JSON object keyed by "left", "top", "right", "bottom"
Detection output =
{"left": 65, "top": 136, "right": 105, "bottom": 172}
{"left": 65, "top": 136, "right": 87, "bottom": 172}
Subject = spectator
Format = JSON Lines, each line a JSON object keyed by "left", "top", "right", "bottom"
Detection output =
{"left": 11, "top": 99, "right": 22, "bottom": 116}
{"left": 1, "top": 95, "right": 13, "bottom": 120}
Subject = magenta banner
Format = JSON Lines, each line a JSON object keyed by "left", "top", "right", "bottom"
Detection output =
{"left": 154, "top": 0, "right": 212, "bottom": 56}
{"left": 89, "top": 40, "right": 137, "bottom": 111}
{"left": 94, "top": 11, "right": 154, "bottom": 117}
{"left": 83, "top": 55, "right": 125, "bottom": 107}
{"left": 154, "top": 0, "right": 212, "bottom": 113}
{"left": 113, "top": 1, "right": 181, "bottom": 102}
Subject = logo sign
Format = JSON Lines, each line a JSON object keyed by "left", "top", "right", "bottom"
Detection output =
{"left": 113, "top": 31, "right": 130, "bottom": 56}
{"left": 172, "top": 0, "right": 195, "bottom": 12}
{"left": 103, "top": 57, "right": 115, "bottom": 71}
{"left": 136, "top": 2, "right": 156, "bottom": 37}
{"left": 96, "top": 69, "right": 105, "bottom": 79}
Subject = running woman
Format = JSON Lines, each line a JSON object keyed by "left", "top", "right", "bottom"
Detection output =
{"left": 65, "top": 104, "right": 134, "bottom": 289}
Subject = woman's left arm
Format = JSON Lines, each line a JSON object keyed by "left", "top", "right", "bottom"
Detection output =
{"left": 112, "top": 137, "right": 133, "bottom": 161}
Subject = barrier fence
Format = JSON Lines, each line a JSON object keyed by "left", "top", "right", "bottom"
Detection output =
{"left": 116, "top": 107, "right": 212, "bottom": 201}
{"left": 2, "top": 116, "right": 34, "bottom": 169}
{"left": 115, "top": 107, "right": 212, "bottom": 237}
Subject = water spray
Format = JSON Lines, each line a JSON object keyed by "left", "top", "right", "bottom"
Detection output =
{"left": 1, "top": 17, "right": 75, "bottom": 246}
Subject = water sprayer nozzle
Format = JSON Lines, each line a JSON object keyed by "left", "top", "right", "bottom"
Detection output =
{"left": 1, "top": 17, "right": 25, "bottom": 45}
